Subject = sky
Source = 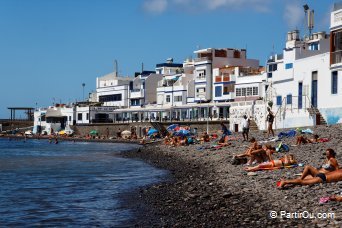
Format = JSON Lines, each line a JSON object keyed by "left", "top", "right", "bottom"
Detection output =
{"left": 0, "top": 0, "right": 336, "bottom": 118}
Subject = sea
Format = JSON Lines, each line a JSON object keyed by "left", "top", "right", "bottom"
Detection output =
{"left": 0, "top": 138, "right": 166, "bottom": 226}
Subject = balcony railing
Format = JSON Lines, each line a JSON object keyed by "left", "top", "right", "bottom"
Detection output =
{"left": 331, "top": 50, "right": 342, "bottom": 65}
{"left": 215, "top": 74, "right": 230, "bottom": 83}
{"left": 194, "top": 56, "right": 212, "bottom": 62}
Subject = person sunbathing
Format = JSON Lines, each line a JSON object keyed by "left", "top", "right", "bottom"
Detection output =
{"left": 296, "top": 134, "right": 319, "bottom": 145}
{"left": 179, "top": 136, "right": 188, "bottom": 146}
{"left": 298, "top": 148, "right": 339, "bottom": 180}
{"left": 245, "top": 154, "right": 297, "bottom": 172}
{"left": 164, "top": 135, "right": 170, "bottom": 145}
{"left": 235, "top": 137, "right": 258, "bottom": 159}
{"left": 200, "top": 132, "right": 210, "bottom": 144}
{"left": 217, "top": 134, "right": 230, "bottom": 146}
{"left": 330, "top": 195, "right": 342, "bottom": 202}
{"left": 278, "top": 169, "right": 342, "bottom": 188}
{"left": 248, "top": 143, "right": 276, "bottom": 165}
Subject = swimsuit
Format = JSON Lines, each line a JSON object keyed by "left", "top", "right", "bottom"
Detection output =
{"left": 316, "top": 173, "right": 327, "bottom": 182}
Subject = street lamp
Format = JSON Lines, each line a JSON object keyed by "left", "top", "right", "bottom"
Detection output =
{"left": 82, "top": 83, "right": 86, "bottom": 101}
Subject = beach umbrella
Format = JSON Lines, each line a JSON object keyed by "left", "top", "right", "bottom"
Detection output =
{"left": 173, "top": 129, "right": 190, "bottom": 137}
{"left": 147, "top": 128, "right": 158, "bottom": 135}
{"left": 167, "top": 124, "right": 179, "bottom": 131}
{"left": 121, "top": 130, "right": 131, "bottom": 136}
{"left": 89, "top": 130, "right": 98, "bottom": 135}
{"left": 121, "top": 130, "right": 131, "bottom": 139}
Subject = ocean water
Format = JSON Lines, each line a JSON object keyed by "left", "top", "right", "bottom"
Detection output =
{"left": 0, "top": 138, "right": 166, "bottom": 226}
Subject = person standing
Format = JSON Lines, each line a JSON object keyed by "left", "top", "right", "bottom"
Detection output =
{"left": 220, "top": 122, "right": 229, "bottom": 136}
{"left": 106, "top": 127, "right": 109, "bottom": 139}
{"left": 266, "top": 107, "right": 275, "bottom": 138}
{"left": 242, "top": 115, "right": 250, "bottom": 141}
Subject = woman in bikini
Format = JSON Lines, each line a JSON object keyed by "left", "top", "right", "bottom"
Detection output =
{"left": 245, "top": 154, "right": 296, "bottom": 172}
{"left": 278, "top": 169, "right": 342, "bottom": 188}
{"left": 299, "top": 148, "right": 338, "bottom": 180}
{"left": 277, "top": 149, "right": 339, "bottom": 188}
{"left": 296, "top": 134, "right": 319, "bottom": 145}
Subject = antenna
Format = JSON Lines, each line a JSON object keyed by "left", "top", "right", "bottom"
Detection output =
{"left": 114, "top": 60, "right": 118, "bottom": 77}
{"left": 303, "top": 4, "right": 314, "bottom": 36}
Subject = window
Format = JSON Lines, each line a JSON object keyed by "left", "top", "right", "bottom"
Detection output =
{"left": 332, "top": 71, "right": 338, "bottom": 94}
{"left": 99, "top": 94, "right": 122, "bottom": 102}
{"left": 68, "top": 116, "right": 71, "bottom": 121}
{"left": 131, "top": 99, "right": 140, "bottom": 106}
{"left": 215, "top": 86, "right": 222, "bottom": 97}
{"left": 252, "top": 87, "right": 258, "bottom": 96}
{"left": 276, "top": 96, "right": 282, "bottom": 105}
{"left": 309, "top": 42, "right": 319, "bottom": 51}
{"left": 86, "top": 113, "right": 89, "bottom": 120}
{"left": 233, "top": 50, "right": 240, "bottom": 58}
{"left": 174, "top": 96, "right": 182, "bottom": 102}
{"left": 241, "top": 88, "right": 246, "bottom": 96}
{"left": 246, "top": 87, "right": 252, "bottom": 96}
{"left": 198, "top": 70, "right": 206, "bottom": 79}
{"left": 236, "top": 88, "right": 242, "bottom": 97}
{"left": 223, "top": 84, "right": 234, "bottom": 94}
{"left": 215, "top": 49, "right": 227, "bottom": 57}
{"left": 78, "top": 113, "right": 82, "bottom": 121}
{"left": 196, "top": 88, "right": 206, "bottom": 93}
{"left": 268, "top": 64, "right": 277, "bottom": 72}
{"left": 166, "top": 95, "right": 171, "bottom": 103}
{"left": 287, "top": 94, "right": 292, "bottom": 104}
{"left": 267, "top": 72, "right": 272, "bottom": 78}
{"left": 285, "top": 63, "right": 293, "bottom": 69}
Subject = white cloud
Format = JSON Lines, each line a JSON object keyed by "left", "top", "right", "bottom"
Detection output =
{"left": 142, "top": 0, "right": 272, "bottom": 14}
{"left": 201, "top": 0, "right": 269, "bottom": 11}
{"left": 283, "top": 3, "right": 303, "bottom": 29}
{"left": 143, "top": 0, "right": 168, "bottom": 14}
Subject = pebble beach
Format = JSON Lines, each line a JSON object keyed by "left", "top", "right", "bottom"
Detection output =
{"left": 122, "top": 124, "right": 342, "bottom": 227}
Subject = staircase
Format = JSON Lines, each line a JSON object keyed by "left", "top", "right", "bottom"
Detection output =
{"left": 150, "top": 122, "right": 168, "bottom": 136}
{"left": 307, "top": 107, "right": 327, "bottom": 125}
{"left": 249, "top": 119, "right": 259, "bottom": 131}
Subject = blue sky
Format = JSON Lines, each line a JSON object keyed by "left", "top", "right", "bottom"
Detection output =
{"left": 0, "top": 0, "right": 335, "bottom": 118}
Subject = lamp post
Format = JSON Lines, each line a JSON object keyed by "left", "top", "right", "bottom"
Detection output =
{"left": 82, "top": 83, "right": 86, "bottom": 101}
{"left": 207, "top": 102, "right": 209, "bottom": 134}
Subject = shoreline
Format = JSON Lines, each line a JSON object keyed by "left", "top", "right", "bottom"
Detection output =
{"left": 118, "top": 124, "right": 342, "bottom": 227}
{"left": 0, "top": 135, "right": 141, "bottom": 144}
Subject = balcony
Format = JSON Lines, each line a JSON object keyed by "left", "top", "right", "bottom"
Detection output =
{"left": 130, "top": 89, "right": 144, "bottom": 99}
{"left": 194, "top": 56, "right": 212, "bottom": 63}
{"left": 215, "top": 74, "right": 231, "bottom": 83}
{"left": 331, "top": 50, "right": 342, "bottom": 66}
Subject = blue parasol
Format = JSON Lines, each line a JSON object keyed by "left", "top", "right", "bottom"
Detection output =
{"left": 167, "top": 124, "right": 179, "bottom": 131}
{"left": 173, "top": 129, "right": 190, "bottom": 137}
{"left": 147, "top": 128, "right": 158, "bottom": 135}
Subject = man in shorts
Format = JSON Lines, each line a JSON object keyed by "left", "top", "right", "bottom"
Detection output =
{"left": 242, "top": 115, "right": 250, "bottom": 141}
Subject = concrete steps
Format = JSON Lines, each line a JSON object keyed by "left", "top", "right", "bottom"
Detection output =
{"left": 249, "top": 119, "right": 259, "bottom": 131}
{"left": 307, "top": 107, "right": 327, "bottom": 125}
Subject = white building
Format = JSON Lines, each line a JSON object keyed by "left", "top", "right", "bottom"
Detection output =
{"left": 228, "top": 2, "right": 342, "bottom": 131}
{"left": 193, "top": 48, "right": 259, "bottom": 103}
{"left": 96, "top": 72, "right": 133, "bottom": 108}
{"left": 33, "top": 104, "right": 74, "bottom": 134}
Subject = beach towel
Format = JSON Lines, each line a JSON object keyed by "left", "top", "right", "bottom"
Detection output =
{"left": 278, "top": 130, "right": 296, "bottom": 138}
{"left": 276, "top": 142, "right": 290, "bottom": 152}
{"left": 319, "top": 197, "right": 331, "bottom": 204}
{"left": 259, "top": 136, "right": 280, "bottom": 144}
{"left": 301, "top": 128, "right": 314, "bottom": 134}
{"left": 318, "top": 138, "right": 330, "bottom": 143}
{"left": 255, "top": 163, "right": 298, "bottom": 171}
